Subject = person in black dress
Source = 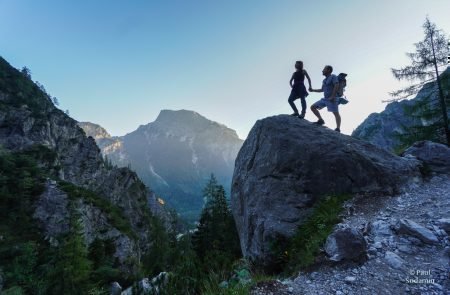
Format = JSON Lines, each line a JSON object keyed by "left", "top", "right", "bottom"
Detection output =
{"left": 288, "top": 61, "right": 312, "bottom": 118}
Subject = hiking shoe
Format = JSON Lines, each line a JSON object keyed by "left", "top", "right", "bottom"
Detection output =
{"left": 335, "top": 128, "right": 341, "bottom": 133}
{"left": 313, "top": 119, "right": 325, "bottom": 125}
{"left": 298, "top": 113, "right": 305, "bottom": 119}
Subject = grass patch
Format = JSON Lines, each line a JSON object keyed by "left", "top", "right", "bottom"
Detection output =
{"left": 277, "top": 194, "right": 352, "bottom": 274}
{"left": 58, "top": 181, "right": 137, "bottom": 240}
{"left": 200, "top": 262, "right": 276, "bottom": 295}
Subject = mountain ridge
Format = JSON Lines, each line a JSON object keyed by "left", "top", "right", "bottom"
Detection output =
{"left": 352, "top": 67, "right": 450, "bottom": 151}
{"left": 79, "top": 109, "right": 244, "bottom": 223}
{"left": 0, "top": 56, "right": 169, "bottom": 277}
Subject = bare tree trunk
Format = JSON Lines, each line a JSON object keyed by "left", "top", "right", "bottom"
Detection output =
{"left": 431, "top": 31, "right": 450, "bottom": 145}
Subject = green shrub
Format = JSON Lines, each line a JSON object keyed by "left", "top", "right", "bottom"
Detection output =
{"left": 2, "top": 286, "right": 25, "bottom": 295}
{"left": 279, "top": 194, "right": 352, "bottom": 274}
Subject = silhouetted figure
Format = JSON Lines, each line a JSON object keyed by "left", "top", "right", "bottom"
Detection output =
{"left": 309, "top": 65, "right": 341, "bottom": 132}
{"left": 288, "top": 61, "right": 312, "bottom": 118}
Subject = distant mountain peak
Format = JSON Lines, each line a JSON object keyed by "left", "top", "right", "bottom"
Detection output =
{"left": 80, "top": 109, "right": 244, "bottom": 223}
{"left": 155, "top": 109, "right": 211, "bottom": 126}
{"left": 149, "top": 109, "right": 239, "bottom": 139}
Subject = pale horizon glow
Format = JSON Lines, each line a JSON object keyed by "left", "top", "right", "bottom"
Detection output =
{"left": 1, "top": 0, "right": 449, "bottom": 139}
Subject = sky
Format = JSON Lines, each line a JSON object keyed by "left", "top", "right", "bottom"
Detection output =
{"left": 1, "top": 0, "right": 449, "bottom": 139}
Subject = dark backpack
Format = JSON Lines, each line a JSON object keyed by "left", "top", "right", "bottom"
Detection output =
{"left": 337, "top": 73, "right": 348, "bottom": 104}
{"left": 337, "top": 73, "right": 347, "bottom": 96}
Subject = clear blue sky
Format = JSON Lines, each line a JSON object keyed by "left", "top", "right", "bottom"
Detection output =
{"left": 1, "top": 0, "right": 449, "bottom": 138}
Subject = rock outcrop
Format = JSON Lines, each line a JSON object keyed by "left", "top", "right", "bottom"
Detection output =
{"left": 402, "top": 140, "right": 450, "bottom": 174}
{"left": 231, "top": 115, "right": 421, "bottom": 270}
{"left": 33, "top": 181, "right": 139, "bottom": 267}
{"left": 78, "top": 121, "right": 111, "bottom": 140}
{"left": 352, "top": 67, "right": 450, "bottom": 152}
{"left": 78, "top": 121, "right": 125, "bottom": 155}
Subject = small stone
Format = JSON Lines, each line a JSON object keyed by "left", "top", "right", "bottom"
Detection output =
{"left": 336, "top": 291, "right": 344, "bottom": 295}
{"left": 374, "top": 242, "right": 383, "bottom": 249}
{"left": 384, "top": 251, "right": 405, "bottom": 269}
{"left": 110, "top": 282, "right": 122, "bottom": 295}
{"left": 407, "top": 236, "right": 423, "bottom": 246}
{"left": 367, "top": 247, "right": 377, "bottom": 256}
{"left": 344, "top": 276, "right": 356, "bottom": 284}
{"left": 397, "top": 243, "right": 416, "bottom": 254}
{"left": 437, "top": 218, "right": 450, "bottom": 234}
{"left": 424, "top": 212, "right": 434, "bottom": 219}
{"left": 433, "top": 283, "right": 443, "bottom": 290}
{"left": 445, "top": 247, "right": 450, "bottom": 257}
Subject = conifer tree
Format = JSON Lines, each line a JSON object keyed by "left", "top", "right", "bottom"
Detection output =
{"left": 390, "top": 17, "right": 450, "bottom": 145}
{"left": 144, "top": 215, "right": 171, "bottom": 276}
{"left": 20, "top": 66, "right": 31, "bottom": 79}
{"left": 192, "top": 174, "right": 241, "bottom": 271}
{"left": 48, "top": 210, "right": 92, "bottom": 295}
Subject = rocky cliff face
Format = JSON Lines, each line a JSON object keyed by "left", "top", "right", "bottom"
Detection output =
{"left": 0, "top": 57, "right": 166, "bottom": 274}
{"left": 352, "top": 67, "right": 450, "bottom": 152}
{"left": 231, "top": 115, "right": 421, "bottom": 271}
{"left": 78, "top": 121, "right": 111, "bottom": 140}
{"left": 78, "top": 121, "right": 125, "bottom": 159}
{"left": 79, "top": 110, "right": 244, "bottom": 222}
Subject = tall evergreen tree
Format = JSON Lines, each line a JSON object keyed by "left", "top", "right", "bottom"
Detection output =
{"left": 144, "top": 215, "right": 172, "bottom": 276}
{"left": 48, "top": 210, "right": 92, "bottom": 295}
{"left": 390, "top": 17, "right": 450, "bottom": 145}
{"left": 192, "top": 174, "right": 241, "bottom": 271}
{"left": 202, "top": 173, "right": 219, "bottom": 209}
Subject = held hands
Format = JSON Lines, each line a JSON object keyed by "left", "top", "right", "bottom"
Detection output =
{"left": 308, "top": 87, "right": 313, "bottom": 92}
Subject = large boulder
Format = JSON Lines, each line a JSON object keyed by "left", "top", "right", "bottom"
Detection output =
{"left": 231, "top": 115, "right": 420, "bottom": 271}
{"left": 324, "top": 227, "right": 367, "bottom": 262}
{"left": 402, "top": 140, "right": 450, "bottom": 174}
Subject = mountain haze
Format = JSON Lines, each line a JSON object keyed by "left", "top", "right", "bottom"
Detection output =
{"left": 80, "top": 110, "right": 244, "bottom": 222}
